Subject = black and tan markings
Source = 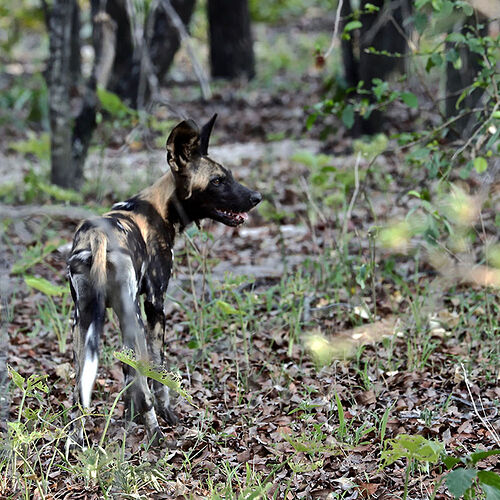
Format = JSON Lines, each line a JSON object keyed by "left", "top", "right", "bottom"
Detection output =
{"left": 66, "top": 115, "right": 262, "bottom": 450}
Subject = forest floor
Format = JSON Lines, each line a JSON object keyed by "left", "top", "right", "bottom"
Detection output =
{"left": 2, "top": 9, "right": 500, "bottom": 500}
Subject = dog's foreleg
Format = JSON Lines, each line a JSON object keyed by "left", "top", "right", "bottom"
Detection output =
{"left": 145, "top": 297, "right": 178, "bottom": 425}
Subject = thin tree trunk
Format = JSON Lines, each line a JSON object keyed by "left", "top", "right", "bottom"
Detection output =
{"left": 106, "top": 0, "right": 140, "bottom": 105}
{"left": 46, "top": 0, "right": 116, "bottom": 189}
{"left": 47, "top": 0, "right": 77, "bottom": 188}
{"left": 358, "top": 0, "right": 412, "bottom": 134}
{"left": 71, "top": 8, "right": 117, "bottom": 184}
{"left": 207, "top": 0, "right": 255, "bottom": 80}
{"left": 445, "top": 14, "right": 487, "bottom": 138}
{"left": 149, "top": 0, "right": 196, "bottom": 84}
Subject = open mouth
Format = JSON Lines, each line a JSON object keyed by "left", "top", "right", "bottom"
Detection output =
{"left": 213, "top": 208, "right": 249, "bottom": 226}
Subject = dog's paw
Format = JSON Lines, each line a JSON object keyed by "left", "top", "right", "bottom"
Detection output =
{"left": 147, "top": 426, "right": 165, "bottom": 447}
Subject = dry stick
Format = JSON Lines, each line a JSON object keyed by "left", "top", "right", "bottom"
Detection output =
{"left": 394, "top": 108, "right": 483, "bottom": 153}
{"left": 452, "top": 102, "right": 500, "bottom": 162}
{"left": 323, "top": 0, "right": 344, "bottom": 59}
{"left": 461, "top": 363, "right": 500, "bottom": 446}
{"left": 342, "top": 152, "right": 361, "bottom": 240}
{"left": 159, "top": 0, "right": 211, "bottom": 100}
{"left": 299, "top": 176, "right": 327, "bottom": 225}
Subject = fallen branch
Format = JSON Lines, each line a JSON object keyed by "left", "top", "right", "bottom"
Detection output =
{"left": 461, "top": 363, "right": 500, "bottom": 446}
{"left": 0, "top": 204, "right": 96, "bottom": 220}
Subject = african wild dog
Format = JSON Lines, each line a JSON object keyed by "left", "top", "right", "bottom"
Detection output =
{"left": 66, "top": 115, "right": 261, "bottom": 448}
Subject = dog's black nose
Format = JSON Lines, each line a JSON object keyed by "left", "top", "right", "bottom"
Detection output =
{"left": 250, "top": 191, "right": 262, "bottom": 207}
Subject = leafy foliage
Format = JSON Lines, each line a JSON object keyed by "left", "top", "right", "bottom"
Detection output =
{"left": 114, "top": 348, "right": 194, "bottom": 405}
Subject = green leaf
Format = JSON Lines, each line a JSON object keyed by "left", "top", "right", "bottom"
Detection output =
{"left": 456, "top": 0, "right": 473, "bottom": 16}
{"left": 473, "top": 156, "right": 488, "bottom": 173}
{"left": 342, "top": 105, "right": 355, "bottom": 129}
{"left": 469, "top": 450, "right": 500, "bottom": 466}
{"left": 8, "top": 365, "right": 25, "bottom": 390}
{"left": 24, "top": 275, "right": 67, "bottom": 297}
{"left": 11, "top": 241, "right": 62, "bottom": 275}
{"left": 483, "top": 484, "right": 500, "bottom": 500}
{"left": 114, "top": 349, "right": 195, "bottom": 406}
{"left": 478, "top": 471, "right": 500, "bottom": 500}
{"left": 401, "top": 92, "right": 418, "bottom": 109}
{"left": 306, "top": 113, "right": 317, "bottom": 130}
{"left": 97, "top": 87, "right": 136, "bottom": 118}
{"left": 9, "top": 132, "right": 50, "bottom": 162}
{"left": 381, "top": 434, "right": 444, "bottom": 468}
{"left": 426, "top": 52, "right": 443, "bottom": 72}
{"left": 442, "top": 455, "right": 462, "bottom": 470}
{"left": 446, "top": 33, "right": 466, "bottom": 44}
{"left": 492, "top": 111, "right": 500, "bottom": 119}
{"left": 364, "top": 3, "right": 380, "bottom": 13}
{"left": 446, "top": 468, "right": 477, "bottom": 498}
{"left": 478, "top": 470, "right": 500, "bottom": 488}
{"left": 415, "top": 0, "right": 431, "bottom": 8}
{"left": 215, "top": 299, "right": 241, "bottom": 316}
{"left": 344, "top": 21, "right": 362, "bottom": 32}
{"left": 407, "top": 190, "right": 421, "bottom": 198}
{"left": 431, "top": 0, "right": 443, "bottom": 11}
{"left": 187, "top": 339, "right": 199, "bottom": 349}
{"left": 414, "top": 11, "right": 427, "bottom": 34}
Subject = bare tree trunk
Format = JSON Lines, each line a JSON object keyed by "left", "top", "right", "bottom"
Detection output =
{"left": 47, "top": 0, "right": 77, "bottom": 188}
{"left": 106, "top": 0, "right": 141, "bottom": 105}
{"left": 106, "top": 0, "right": 198, "bottom": 106}
{"left": 149, "top": 0, "right": 197, "bottom": 84}
{"left": 71, "top": 7, "right": 117, "bottom": 183}
{"left": 445, "top": 14, "right": 487, "bottom": 138}
{"left": 45, "top": 0, "right": 117, "bottom": 189}
{"left": 207, "top": 0, "right": 255, "bottom": 80}
{"left": 341, "top": 0, "right": 412, "bottom": 135}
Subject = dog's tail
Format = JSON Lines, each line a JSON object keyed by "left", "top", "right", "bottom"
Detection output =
{"left": 90, "top": 232, "right": 107, "bottom": 291}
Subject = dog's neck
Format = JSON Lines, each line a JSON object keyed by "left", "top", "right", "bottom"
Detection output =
{"left": 138, "top": 172, "right": 176, "bottom": 221}
{"left": 137, "top": 171, "right": 195, "bottom": 232}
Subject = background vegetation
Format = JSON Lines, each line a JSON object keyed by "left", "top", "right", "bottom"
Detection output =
{"left": 1, "top": 0, "right": 499, "bottom": 498}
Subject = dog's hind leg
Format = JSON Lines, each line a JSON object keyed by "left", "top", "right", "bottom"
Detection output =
{"left": 144, "top": 297, "right": 178, "bottom": 425}
{"left": 111, "top": 256, "right": 163, "bottom": 444}
{"left": 67, "top": 272, "right": 104, "bottom": 451}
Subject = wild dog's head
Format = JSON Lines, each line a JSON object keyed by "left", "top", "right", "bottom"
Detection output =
{"left": 166, "top": 115, "right": 262, "bottom": 227}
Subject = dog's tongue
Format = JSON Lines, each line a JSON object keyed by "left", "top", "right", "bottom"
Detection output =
{"left": 240, "top": 212, "right": 249, "bottom": 220}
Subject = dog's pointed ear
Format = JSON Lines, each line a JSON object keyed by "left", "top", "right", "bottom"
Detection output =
{"left": 200, "top": 114, "right": 217, "bottom": 156}
{"left": 166, "top": 119, "right": 201, "bottom": 173}
{"left": 166, "top": 120, "right": 200, "bottom": 200}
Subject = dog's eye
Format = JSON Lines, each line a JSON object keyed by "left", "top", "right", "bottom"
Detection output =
{"left": 211, "top": 177, "right": 224, "bottom": 186}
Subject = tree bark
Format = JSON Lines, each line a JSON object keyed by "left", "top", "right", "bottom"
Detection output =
{"left": 149, "top": 0, "right": 197, "bottom": 84}
{"left": 106, "top": 0, "right": 198, "bottom": 106}
{"left": 47, "top": 0, "right": 78, "bottom": 188}
{"left": 46, "top": 0, "right": 115, "bottom": 189}
{"left": 207, "top": 0, "right": 255, "bottom": 80}
{"left": 71, "top": 8, "right": 117, "bottom": 184}
{"left": 445, "top": 14, "right": 488, "bottom": 138}
{"left": 341, "top": 0, "right": 412, "bottom": 135}
{"left": 105, "top": 0, "right": 141, "bottom": 105}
